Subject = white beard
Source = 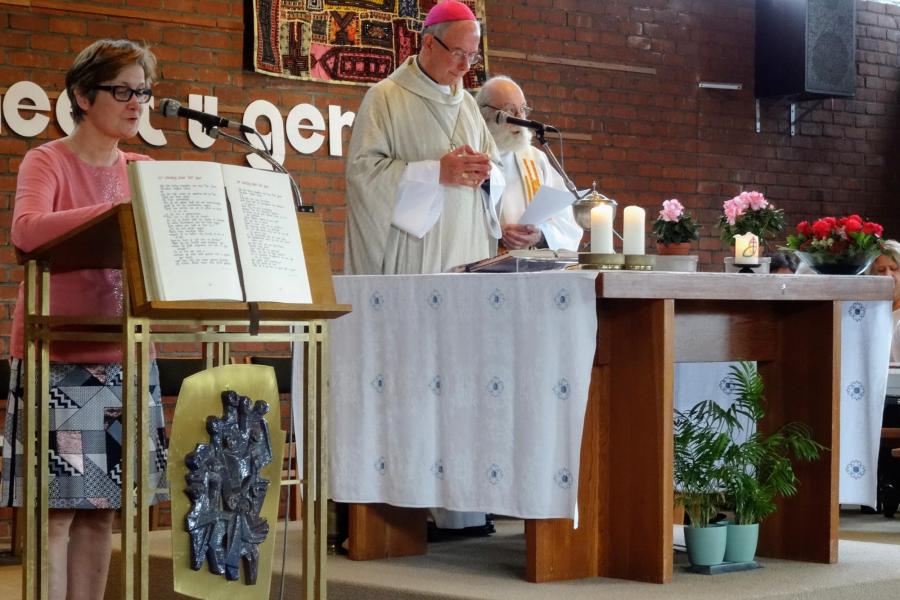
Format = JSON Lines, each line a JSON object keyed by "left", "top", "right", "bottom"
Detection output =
{"left": 489, "top": 123, "right": 533, "bottom": 155}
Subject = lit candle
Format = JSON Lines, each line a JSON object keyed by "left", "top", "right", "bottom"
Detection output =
{"left": 733, "top": 232, "right": 760, "bottom": 265}
{"left": 622, "top": 205, "right": 645, "bottom": 255}
{"left": 590, "top": 205, "right": 614, "bottom": 253}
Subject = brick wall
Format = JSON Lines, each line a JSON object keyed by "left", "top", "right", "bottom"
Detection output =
{"left": 1, "top": 0, "right": 900, "bottom": 538}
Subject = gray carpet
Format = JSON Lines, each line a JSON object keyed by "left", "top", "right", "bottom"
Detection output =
{"left": 325, "top": 518, "right": 900, "bottom": 600}
{"left": 4, "top": 512, "right": 900, "bottom": 599}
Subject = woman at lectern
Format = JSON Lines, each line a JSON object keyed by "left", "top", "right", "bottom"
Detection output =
{"left": 0, "top": 39, "right": 168, "bottom": 599}
{"left": 869, "top": 239, "right": 900, "bottom": 363}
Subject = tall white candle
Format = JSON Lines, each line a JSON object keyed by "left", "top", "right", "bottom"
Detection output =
{"left": 590, "top": 205, "right": 614, "bottom": 253}
{"left": 622, "top": 205, "right": 645, "bottom": 255}
{"left": 734, "top": 232, "right": 760, "bottom": 265}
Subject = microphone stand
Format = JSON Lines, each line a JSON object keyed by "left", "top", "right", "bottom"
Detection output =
{"left": 534, "top": 126, "right": 623, "bottom": 242}
{"left": 533, "top": 126, "right": 581, "bottom": 203}
{"left": 207, "top": 126, "right": 304, "bottom": 211}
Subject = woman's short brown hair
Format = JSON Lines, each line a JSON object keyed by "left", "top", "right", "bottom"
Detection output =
{"left": 65, "top": 39, "right": 157, "bottom": 124}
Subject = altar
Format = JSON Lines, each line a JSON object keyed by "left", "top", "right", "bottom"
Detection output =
{"left": 327, "top": 271, "right": 893, "bottom": 583}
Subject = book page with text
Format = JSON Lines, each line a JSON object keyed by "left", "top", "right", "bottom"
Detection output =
{"left": 129, "top": 161, "right": 244, "bottom": 301}
{"left": 221, "top": 164, "right": 313, "bottom": 304}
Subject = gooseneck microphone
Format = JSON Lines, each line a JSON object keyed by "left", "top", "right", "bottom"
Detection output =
{"left": 159, "top": 98, "right": 255, "bottom": 133}
{"left": 496, "top": 111, "right": 559, "bottom": 133}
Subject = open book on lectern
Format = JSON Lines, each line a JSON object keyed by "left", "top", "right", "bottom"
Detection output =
{"left": 127, "top": 160, "right": 312, "bottom": 304}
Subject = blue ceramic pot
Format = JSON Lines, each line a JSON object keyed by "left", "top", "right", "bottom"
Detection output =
{"left": 724, "top": 522, "right": 759, "bottom": 563}
{"left": 684, "top": 524, "right": 727, "bottom": 566}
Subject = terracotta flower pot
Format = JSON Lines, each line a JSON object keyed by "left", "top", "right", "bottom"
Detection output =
{"left": 656, "top": 242, "right": 691, "bottom": 255}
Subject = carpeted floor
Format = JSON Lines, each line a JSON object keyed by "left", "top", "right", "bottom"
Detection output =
{"left": 2, "top": 511, "right": 900, "bottom": 599}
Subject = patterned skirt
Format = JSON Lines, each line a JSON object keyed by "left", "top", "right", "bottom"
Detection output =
{"left": 1, "top": 359, "right": 169, "bottom": 509}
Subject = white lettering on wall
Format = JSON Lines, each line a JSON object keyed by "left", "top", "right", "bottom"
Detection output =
{"left": 55, "top": 92, "right": 74, "bottom": 135}
{"left": 187, "top": 94, "right": 216, "bottom": 149}
{"left": 0, "top": 81, "right": 354, "bottom": 159}
{"left": 243, "top": 99, "right": 286, "bottom": 170}
{"left": 140, "top": 98, "right": 167, "bottom": 147}
{"left": 286, "top": 103, "right": 326, "bottom": 155}
{"left": 328, "top": 105, "right": 355, "bottom": 158}
{"left": 3, "top": 81, "right": 51, "bottom": 137}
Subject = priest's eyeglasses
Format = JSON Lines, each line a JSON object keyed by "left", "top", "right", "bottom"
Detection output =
{"left": 94, "top": 85, "right": 153, "bottom": 103}
{"left": 432, "top": 35, "right": 482, "bottom": 66}
{"left": 484, "top": 103, "right": 533, "bottom": 118}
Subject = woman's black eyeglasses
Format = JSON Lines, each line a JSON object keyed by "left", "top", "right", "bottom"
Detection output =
{"left": 94, "top": 85, "right": 152, "bottom": 103}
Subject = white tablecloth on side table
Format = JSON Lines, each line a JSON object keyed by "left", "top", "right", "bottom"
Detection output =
{"left": 674, "top": 300, "right": 892, "bottom": 508}
{"left": 328, "top": 272, "right": 598, "bottom": 520}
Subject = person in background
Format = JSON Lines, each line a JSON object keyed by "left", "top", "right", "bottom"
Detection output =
{"left": 344, "top": 0, "right": 503, "bottom": 275}
{"left": 476, "top": 75, "right": 583, "bottom": 252}
{"left": 868, "top": 239, "right": 900, "bottom": 363}
{"left": 770, "top": 251, "right": 798, "bottom": 274}
{"left": 0, "top": 39, "right": 168, "bottom": 600}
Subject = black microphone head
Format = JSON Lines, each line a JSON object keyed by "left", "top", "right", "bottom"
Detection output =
{"left": 159, "top": 98, "right": 181, "bottom": 118}
{"left": 496, "top": 111, "right": 512, "bottom": 125}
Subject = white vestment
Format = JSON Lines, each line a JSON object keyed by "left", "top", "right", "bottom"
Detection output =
{"left": 345, "top": 56, "right": 503, "bottom": 275}
{"left": 498, "top": 147, "right": 583, "bottom": 252}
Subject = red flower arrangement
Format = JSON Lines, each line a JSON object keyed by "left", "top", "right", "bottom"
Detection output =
{"left": 784, "top": 215, "right": 884, "bottom": 275}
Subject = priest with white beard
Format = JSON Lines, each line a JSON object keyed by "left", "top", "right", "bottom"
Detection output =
{"left": 475, "top": 76, "right": 584, "bottom": 252}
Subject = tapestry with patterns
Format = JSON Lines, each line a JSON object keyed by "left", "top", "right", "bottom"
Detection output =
{"left": 250, "top": 0, "right": 488, "bottom": 88}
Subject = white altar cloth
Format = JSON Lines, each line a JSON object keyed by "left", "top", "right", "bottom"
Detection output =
{"left": 328, "top": 272, "right": 598, "bottom": 519}
{"left": 326, "top": 272, "right": 892, "bottom": 516}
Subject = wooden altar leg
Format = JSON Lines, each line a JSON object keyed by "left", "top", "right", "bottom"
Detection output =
{"left": 600, "top": 299, "right": 674, "bottom": 583}
{"left": 756, "top": 301, "right": 840, "bottom": 564}
{"left": 526, "top": 299, "right": 674, "bottom": 584}
{"left": 347, "top": 503, "right": 427, "bottom": 560}
{"left": 525, "top": 365, "right": 602, "bottom": 582}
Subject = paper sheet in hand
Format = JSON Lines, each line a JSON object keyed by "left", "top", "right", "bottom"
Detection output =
{"left": 518, "top": 185, "right": 576, "bottom": 225}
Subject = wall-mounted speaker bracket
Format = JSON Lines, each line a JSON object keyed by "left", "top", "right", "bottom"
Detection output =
{"left": 755, "top": 98, "right": 824, "bottom": 137}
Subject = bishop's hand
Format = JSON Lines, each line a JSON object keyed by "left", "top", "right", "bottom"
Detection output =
{"left": 440, "top": 145, "right": 491, "bottom": 189}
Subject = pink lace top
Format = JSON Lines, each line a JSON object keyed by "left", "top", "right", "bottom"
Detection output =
{"left": 10, "top": 139, "right": 150, "bottom": 363}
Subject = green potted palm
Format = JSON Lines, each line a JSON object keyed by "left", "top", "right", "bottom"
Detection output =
{"left": 674, "top": 401, "right": 731, "bottom": 566}
{"left": 685, "top": 363, "right": 827, "bottom": 564}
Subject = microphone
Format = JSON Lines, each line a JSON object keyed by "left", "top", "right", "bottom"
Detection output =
{"left": 159, "top": 98, "right": 255, "bottom": 133}
{"left": 496, "top": 111, "right": 559, "bottom": 133}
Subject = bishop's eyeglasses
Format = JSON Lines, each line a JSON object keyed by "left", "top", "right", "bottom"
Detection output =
{"left": 432, "top": 35, "right": 483, "bottom": 66}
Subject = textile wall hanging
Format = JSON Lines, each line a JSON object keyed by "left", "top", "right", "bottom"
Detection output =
{"left": 250, "top": 0, "right": 488, "bottom": 88}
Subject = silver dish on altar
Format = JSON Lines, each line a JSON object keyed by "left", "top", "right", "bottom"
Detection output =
{"left": 572, "top": 182, "right": 618, "bottom": 231}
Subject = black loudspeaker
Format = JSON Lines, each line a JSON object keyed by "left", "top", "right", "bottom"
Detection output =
{"left": 755, "top": 0, "right": 856, "bottom": 100}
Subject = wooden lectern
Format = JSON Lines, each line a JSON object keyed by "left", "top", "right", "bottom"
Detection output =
{"left": 18, "top": 204, "right": 350, "bottom": 600}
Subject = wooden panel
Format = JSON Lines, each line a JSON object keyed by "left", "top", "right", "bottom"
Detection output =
{"left": 17, "top": 204, "right": 124, "bottom": 270}
{"left": 525, "top": 365, "right": 603, "bottom": 582}
{"left": 881, "top": 428, "right": 900, "bottom": 441}
{"left": 347, "top": 504, "right": 427, "bottom": 561}
{"left": 674, "top": 301, "right": 779, "bottom": 363}
{"left": 5, "top": 1, "right": 242, "bottom": 28}
{"left": 490, "top": 49, "right": 658, "bottom": 75}
{"left": 596, "top": 271, "right": 892, "bottom": 302}
{"left": 600, "top": 299, "right": 674, "bottom": 583}
{"left": 298, "top": 212, "right": 339, "bottom": 307}
{"left": 756, "top": 301, "right": 840, "bottom": 563}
